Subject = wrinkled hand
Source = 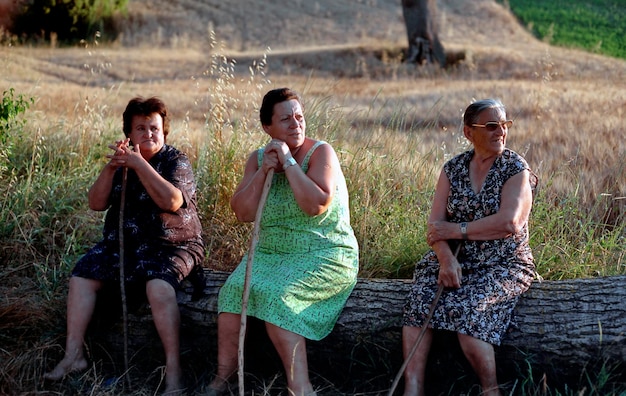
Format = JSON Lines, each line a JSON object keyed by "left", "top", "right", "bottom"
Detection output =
{"left": 106, "top": 138, "right": 142, "bottom": 170}
{"left": 437, "top": 255, "right": 462, "bottom": 289}
{"left": 263, "top": 139, "right": 290, "bottom": 172}
{"left": 427, "top": 220, "right": 449, "bottom": 246}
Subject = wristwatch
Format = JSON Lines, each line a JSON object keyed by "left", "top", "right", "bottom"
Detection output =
{"left": 283, "top": 157, "right": 297, "bottom": 171}
{"left": 460, "top": 222, "right": 468, "bottom": 240}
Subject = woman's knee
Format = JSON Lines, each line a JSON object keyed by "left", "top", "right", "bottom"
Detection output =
{"left": 69, "top": 276, "right": 103, "bottom": 293}
{"left": 217, "top": 312, "right": 240, "bottom": 328}
{"left": 457, "top": 333, "right": 495, "bottom": 365}
{"left": 145, "top": 278, "right": 176, "bottom": 304}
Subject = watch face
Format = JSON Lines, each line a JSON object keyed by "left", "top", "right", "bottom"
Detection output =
{"left": 283, "top": 157, "right": 297, "bottom": 170}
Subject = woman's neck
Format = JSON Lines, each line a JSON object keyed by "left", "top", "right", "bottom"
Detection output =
{"left": 472, "top": 148, "right": 501, "bottom": 169}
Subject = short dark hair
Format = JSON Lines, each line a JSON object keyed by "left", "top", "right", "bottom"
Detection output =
{"left": 463, "top": 98, "right": 506, "bottom": 126}
{"left": 122, "top": 97, "right": 170, "bottom": 141}
{"left": 259, "top": 88, "right": 302, "bottom": 126}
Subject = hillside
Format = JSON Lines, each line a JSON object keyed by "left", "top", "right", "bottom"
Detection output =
{"left": 2, "top": 0, "right": 624, "bottom": 108}
{"left": 119, "top": 0, "right": 541, "bottom": 51}
{"left": 1, "top": 0, "right": 624, "bottom": 245}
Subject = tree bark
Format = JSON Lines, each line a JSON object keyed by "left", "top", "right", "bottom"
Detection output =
{"left": 401, "top": 0, "right": 446, "bottom": 67}
{"left": 100, "top": 272, "right": 626, "bottom": 391}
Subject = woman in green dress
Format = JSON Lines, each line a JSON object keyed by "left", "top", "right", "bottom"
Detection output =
{"left": 206, "top": 88, "right": 359, "bottom": 396}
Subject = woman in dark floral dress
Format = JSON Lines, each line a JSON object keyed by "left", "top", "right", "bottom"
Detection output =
{"left": 44, "top": 97, "right": 204, "bottom": 395}
{"left": 402, "top": 99, "right": 538, "bottom": 396}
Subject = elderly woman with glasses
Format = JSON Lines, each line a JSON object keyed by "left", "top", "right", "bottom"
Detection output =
{"left": 401, "top": 99, "right": 538, "bottom": 396}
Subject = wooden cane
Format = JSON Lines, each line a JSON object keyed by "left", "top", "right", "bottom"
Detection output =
{"left": 237, "top": 168, "right": 274, "bottom": 396}
{"left": 118, "top": 166, "right": 131, "bottom": 388}
{"left": 387, "top": 243, "right": 462, "bottom": 396}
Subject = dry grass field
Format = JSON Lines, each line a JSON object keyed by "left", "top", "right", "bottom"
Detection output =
{"left": 1, "top": 0, "right": 625, "bottom": 394}
{"left": 1, "top": 0, "right": 624, "bottom": 206}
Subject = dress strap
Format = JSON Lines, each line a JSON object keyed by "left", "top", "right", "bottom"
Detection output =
{"left": 256, "top": 148, "right": 264, "bottom": 167}
{"left": 302, "top": 141, "right": 327, "bottom": 172}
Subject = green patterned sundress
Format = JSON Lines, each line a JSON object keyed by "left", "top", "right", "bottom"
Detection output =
{"left": 218, "top": 141, "right": 359, "bottom": 340}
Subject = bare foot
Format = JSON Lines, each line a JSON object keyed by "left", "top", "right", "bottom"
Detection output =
{"left": 200, "top": 379, "right": 229, "bottom": 396}
{"left": 43, "top": 357, "right": 88, "bottom": 381}
{"left": 481, "top": 386, "right": 502, "bottom": 396}
{"left": 161, "top": 386, "right": 185, "bottom": 396}
{"left": 162, "top": 382, "right": 185, "bottom": 396}
{"left": 287, "top": 385, "right": 316, "bottom": 396}
{"left": 162, "top": 366, "right": 184, "bottom": 395}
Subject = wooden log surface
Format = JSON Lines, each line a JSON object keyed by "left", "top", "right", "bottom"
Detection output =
{"left": 101, "top": 271, "right": 626, "bottom": 392}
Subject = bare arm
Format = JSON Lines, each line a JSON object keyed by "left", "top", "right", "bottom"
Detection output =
{"left": 279, "top": 142, "right": 336, "bottom": 216}
{"left": 427, "top": 169, "right": 533, "bottom": 243}
{"left": 462, "top": 169, "right": 533, "bottom": 240}
{"left": 427, "top": 169, "right": 463, "bottom": 288}
{"left": 89, "top": 139, "right": 183, "bottom": 212}
{"left": 88, "top": 138, "right": 126, "bottom": 211}
{"left": 231, "top": 140, "right": 338, "bottom": 221}
{"left": 125, "top": 146, "right": 184, "bottom": 212}
{"left": 88, "top": 165, "right": 117, "bottom": 211}
{"left": 230, "top": 150, "right": 274, "bottom": 222}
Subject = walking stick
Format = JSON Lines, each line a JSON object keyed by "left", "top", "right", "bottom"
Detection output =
{"left": 387, "top": 243, "right": 462, "bottom": 396}
{"left": 238, "top": 168, "right": 274, "bottom": 396}
{"left": 118, "top": 166, "right": 131, "bottom": 388}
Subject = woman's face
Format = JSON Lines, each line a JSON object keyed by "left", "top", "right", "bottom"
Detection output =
{"left": 129, "top": 112, "right": 165, "bottom": 160}
{"left": 467, "top": 108, "right": 508, "bottom": 155}
{"left": 263, "top": 99, "right": 306, "bottom": 148}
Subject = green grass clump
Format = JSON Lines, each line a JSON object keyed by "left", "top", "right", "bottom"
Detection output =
{"left": 501, "top": 0, "right": 626, "bottom": 59}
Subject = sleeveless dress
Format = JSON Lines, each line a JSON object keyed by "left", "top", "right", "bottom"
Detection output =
{"left": 403, "top": 148, "right": 538, "bottom": 345}
{"left": 218, "top": 141, "right": 359, "bottom": 341}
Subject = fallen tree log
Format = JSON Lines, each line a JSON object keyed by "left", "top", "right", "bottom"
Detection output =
{"left": 99, "top": 271, "right": 626, "bottom": 393}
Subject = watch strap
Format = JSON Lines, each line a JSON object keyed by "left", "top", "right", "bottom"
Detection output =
{"left": 460, "top": 222, "right": 468, "bottom": 240}
{"left": 283, "top": 157, "right": 297, "bottom": 170}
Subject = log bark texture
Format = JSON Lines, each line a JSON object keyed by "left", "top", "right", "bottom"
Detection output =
{"left": 101, "top": 271, "right": 626, "bottom": 391}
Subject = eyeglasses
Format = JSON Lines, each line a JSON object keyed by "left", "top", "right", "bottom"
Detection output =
{"left": 471, "top": 120, "right": 513, "bottom": 131}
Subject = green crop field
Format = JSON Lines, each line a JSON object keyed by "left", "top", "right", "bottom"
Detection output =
{"left": 501, "top": 0, "right": 625, "bottom": 59}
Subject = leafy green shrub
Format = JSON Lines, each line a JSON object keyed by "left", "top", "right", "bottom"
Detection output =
{"left": 0, "top": 88, "right": 32, "bottom": 137}
{"left": 10, "top": 0, "right": 128, "bottom": 44}
{"left": 0, "top": 88, "right": 33, "bottom": 172}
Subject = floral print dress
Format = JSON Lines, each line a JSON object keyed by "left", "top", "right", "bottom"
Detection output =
{"left": 403, "top": 148, "right": 537, "bottom": 345}
{"left": 218, "top": 141, "right": 359, "bottom": 341}
{"left": 72, "top": 145, "right": 205, "bottom": 291}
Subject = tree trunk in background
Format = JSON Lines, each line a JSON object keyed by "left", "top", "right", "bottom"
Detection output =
{"left": 401, "top": 0, "right": 446, "bottom": 67}
{"left": 100, "top": 272, "right": 626, "bottom": 392}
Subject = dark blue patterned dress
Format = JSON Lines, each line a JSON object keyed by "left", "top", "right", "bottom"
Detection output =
{"left": 72, "top": 145, "right": 204, "bottom": 290}
{"left": 403, "top": 148, "right": 537, "bottom": 345}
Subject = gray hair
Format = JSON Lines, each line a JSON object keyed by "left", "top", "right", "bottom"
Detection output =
{"left": 463, "top": 99, "right": 506, "bottom": 126}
